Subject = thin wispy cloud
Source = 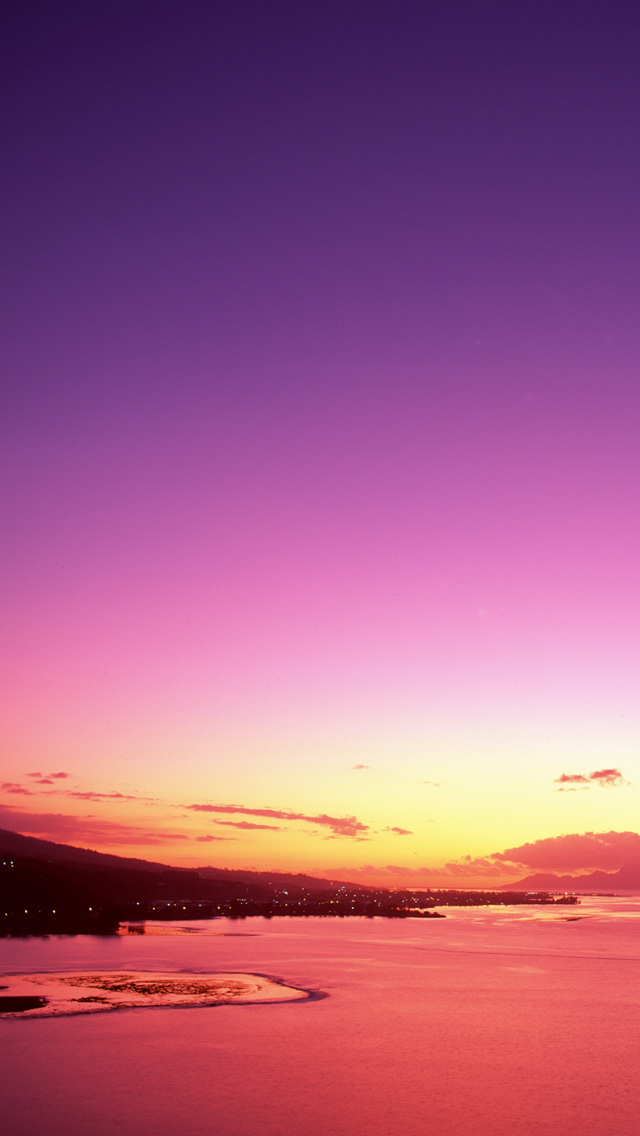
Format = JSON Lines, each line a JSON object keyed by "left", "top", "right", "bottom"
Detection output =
{"left": 1, "top": 777, "right": 157, "bottom": 804}
{"left": 66, "top": 790, "right": 157, "bottom": 803}
{"left": 442, "top": 856, "right": 516, "bottom": 878}
{"left": 27, "top": 771, "right": 70, "bottom": 784}
{"left": 185, "top": 803, "right": 369, "bottom": 838}
{"left": 212, "top": 820, "right": 282, "bottom": 831}
{"left": 1, "top": 782, "right": 35, "bottom": 795}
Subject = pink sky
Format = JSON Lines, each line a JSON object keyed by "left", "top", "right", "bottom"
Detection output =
{"left": 2, "top": 2, "right": 640, "bottom": 885}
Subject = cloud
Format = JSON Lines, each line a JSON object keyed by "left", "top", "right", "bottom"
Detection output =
{"left": 440, "top": 831, "right": 640, "bottom": 878}
{"left": 331, "top": 829, "right": 640, "bottom": 888}
{"left": 490, "top": 831, "right": 640, "bottom": 873}
{"left": 1, "top": 782, "right": 35, "bottom": 795}
{"left": 353, "top": 764, "right": 369, "bottom": 770}
{"left": 555, "top": 774, "right": 589, "bottom": 788}
{"left": 443, "top": 856, "right": 516, "bottom": 878}
{"left": 421, "top": 781, "right": 440, "bottom": 787}
{"left": 195, "top": 834, "right": 235, "bottom": 842}
{"left": 384, "top": 826, "right": 413, "bottom": 836}
{"left": 212, "top": 820, "right": 282, "bottom": 831}
{"left": 555, "top": 768, "right": 629, "bottom": 791}
{"left": 3, "top": 778, "right": 156, "bottom": 804}
{"left": 185, "top": 803, "right": 369, "bottom": 838}
{"left": 590, "top": 768, "right": 629, "bottom": 787}
{"left": 370, "top": 830, "right": 640, "bottom": 882}
{"left": 65, "top": 790, "right": 156, "bottom": 803}
{"left": 329, "top": 858, "right": 517, "bottom": 884}
{"left": 27, "top": 771, "right": 70, "bottom": 784}
{"left": 0, "top": 806, "right": 188, "bottom": 847}
{"left": 333, "top": 863, "right": 439, "bottom": 880}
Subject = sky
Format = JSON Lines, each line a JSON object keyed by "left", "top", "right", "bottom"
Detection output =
{"left": 2, "top": 0, "right": 640, "bottom": 887}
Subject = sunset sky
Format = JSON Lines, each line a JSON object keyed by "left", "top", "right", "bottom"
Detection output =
{"left": 2, "top": 1, "right": 640, "bottom": 887}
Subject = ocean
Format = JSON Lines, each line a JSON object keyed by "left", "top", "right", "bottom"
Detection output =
{"left": 2, "top": 897, "right": 639, "bottom": 1135}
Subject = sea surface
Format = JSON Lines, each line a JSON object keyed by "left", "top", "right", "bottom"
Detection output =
{"left": 2, "top": 897, "right": 639, "bottom": 1135}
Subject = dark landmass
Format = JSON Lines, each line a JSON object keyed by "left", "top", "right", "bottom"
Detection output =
{"left": 0, "top": 828, "right": 577, "bottom": 936}
{"left": 0, "top": 996, "right": 48, "bottom": 1012}
{"left": 0, "top": 827, "right": 355, "bottom": 890}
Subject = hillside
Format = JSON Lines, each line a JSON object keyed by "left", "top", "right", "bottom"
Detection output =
{"left": 0, "top": 827, "right": 363, "bottom": 934}
{"left": 0, "top": 828, "right": 348, "bottom": 890}
{"left": 0, "top": 828, "right": 170, "bottom": 872}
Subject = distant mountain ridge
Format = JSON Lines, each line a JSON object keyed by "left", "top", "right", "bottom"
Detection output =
{"left": 502, "top": 863, "right": 640, "bottom": 892}
{"left": 0, "top": 827, "right": 353, "bottom": 891}
{"left": 0, "top": 827, "right": 170, "bottom": 872}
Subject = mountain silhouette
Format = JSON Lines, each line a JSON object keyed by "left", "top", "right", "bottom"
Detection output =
{"left": 503, "top": 862, "right": 640, "bottom": 892}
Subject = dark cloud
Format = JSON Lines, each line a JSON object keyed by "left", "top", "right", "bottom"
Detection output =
{"left": 555, "top": 768, "right": 629, "bottom": 791}
{"left": 186, "top": 803, "right": 369, "bottom": 838}
{"left": 195, "top": 834, "right": 234, "bottom": 842}
{"left": 353, "top": 764, "right": 369, "bottom": 770}
{"left": 1, "top": 782, "right": 34, "bottom": 795}
{"left": 385, "top": 826, "right": 413, "bottom": 836}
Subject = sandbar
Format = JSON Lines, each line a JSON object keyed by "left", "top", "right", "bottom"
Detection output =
{"left": 0, "top": 970, "right": 311, "bottom": 1019}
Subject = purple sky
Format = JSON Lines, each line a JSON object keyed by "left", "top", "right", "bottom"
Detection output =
{"left": 2, "top": 1, "right": 640, "bottom": 880}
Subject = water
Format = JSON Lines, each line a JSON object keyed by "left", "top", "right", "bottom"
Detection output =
{"left": 2, "top": 898, "right": 639, "bottom": 1135}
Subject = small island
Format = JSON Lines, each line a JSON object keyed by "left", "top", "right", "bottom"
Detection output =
{"left": 0, "top": 970, "right": 312, "bottom": 1019}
